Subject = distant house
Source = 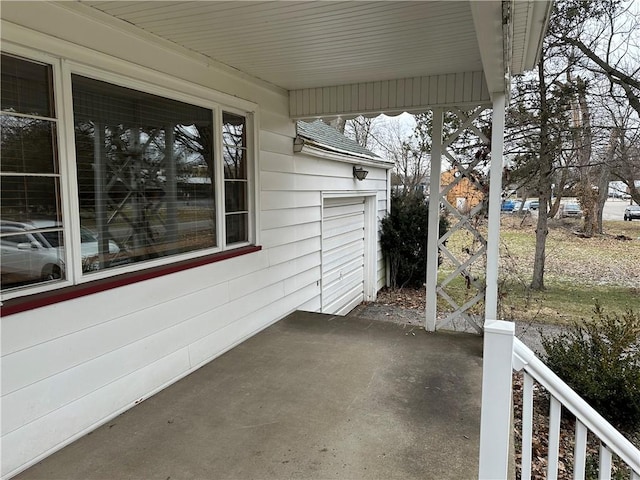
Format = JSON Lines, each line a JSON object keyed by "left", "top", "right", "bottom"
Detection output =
{"left": 441, "top": 168, "right": 486, "bottom": 213}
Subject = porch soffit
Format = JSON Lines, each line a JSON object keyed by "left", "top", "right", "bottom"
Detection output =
{"left": 80, "top": 1, "right": 484, "bottom": 91}
{"left": 64, "top": 1, "right": 549, "bottom": 118}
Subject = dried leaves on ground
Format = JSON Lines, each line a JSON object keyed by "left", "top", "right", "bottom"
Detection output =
{"left": 375, "top": 287, "right": 426, "bottom": 310}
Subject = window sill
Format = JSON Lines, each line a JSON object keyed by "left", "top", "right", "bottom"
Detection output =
{"left": 0, "top": 245, "right": 262, "bottom": 316}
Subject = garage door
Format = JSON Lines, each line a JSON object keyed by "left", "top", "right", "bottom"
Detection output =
{"left": 321, "top": 196, "right": 365, "bottom": 315}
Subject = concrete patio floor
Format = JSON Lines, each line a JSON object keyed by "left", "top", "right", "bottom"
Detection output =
{"left": 16, "top": 311, "right": 483, "bottom": 480}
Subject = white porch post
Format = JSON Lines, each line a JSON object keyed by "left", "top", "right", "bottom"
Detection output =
{"left": 478, "top": 319, "right": 515, "bottom": 480}
{"left": 479, "top": 96, "right": 510, "bottom": 479}
{"left": 485, "top": 93, "right": 506, "bottom": 320}
{"left": 425, "top": 107, "right": 444, "bottom": 331}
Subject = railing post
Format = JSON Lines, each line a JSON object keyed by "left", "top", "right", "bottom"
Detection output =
{"left": 479, "top": 319, "right": 515, "bottom": 480}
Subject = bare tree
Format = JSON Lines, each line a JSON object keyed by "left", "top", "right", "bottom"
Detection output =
{"left": 344, "top": 116, "right": 376, "bottom": 150}
{"left": 569, "top": 75, "right": 600, "bottom": 237}
{"left": 506, "top": 50, "right": 576, "bottom": 289}
{"left": 531, "top": 58, "right": 557, "bottom": 290}
{"left": 553, "top": 1, "right": 640, "bottom": 118}
{"left": 507, "top": 0, "right": 640, "bottom": 288}
{"left": 344, "top": 115, "right": 430, "bottom": 194}
{"left": 611, "top": 122, "right": 640, "bottom": 204}
{"left": 378, "top": 116, "right": 429, "bottom": 193}
{"left": 551, "top": 0, "right": 640, "bottom": 211}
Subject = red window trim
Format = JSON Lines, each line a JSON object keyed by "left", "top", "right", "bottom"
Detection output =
{"left": 0, "top": 245, "right": 261, "bottom": 317}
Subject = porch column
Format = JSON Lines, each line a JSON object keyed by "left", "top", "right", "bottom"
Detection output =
{"left": 425, "top": 107, "right": 444, "bottom": 331}
{"left": 485, "top": 93, "right": 506, "bottom": 320}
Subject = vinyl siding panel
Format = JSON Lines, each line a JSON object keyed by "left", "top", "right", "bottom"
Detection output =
{"left": 261, "top": 130, "right": 296, "bottom": 156}
{"left": 2, "top": 349, "right": 191, "bottom": 479}
{"left": 260, "top": 190, "right": 321, "bottom": 211}
{"left": 267, "top": 236, "right": 321, "bottom": 266}
{"left": 290, "top": 72, "right": 491, "bottom": 119}
{"left": 261, "top": 206, "right": 322, "bottom": 230}
{"left": 261, "top": 171, "right": 387, "bottom": 192}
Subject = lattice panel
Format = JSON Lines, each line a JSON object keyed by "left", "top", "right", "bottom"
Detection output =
{"left": 436, "top": 106, "right": 491, "bottom": 332}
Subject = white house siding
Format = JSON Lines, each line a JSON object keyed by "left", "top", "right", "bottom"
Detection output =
{"left": 0, "top": 5, "right": 389, "bottom": 478}
{"left": 289, "top": 72, "right": 490, "bottom": 119}
{"left": 259, "top": 129, "right": 388, "bottom": 304}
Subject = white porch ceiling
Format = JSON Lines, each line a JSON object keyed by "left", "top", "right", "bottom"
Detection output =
{"left": 80, "top": 1, "right": 551, "bottom": 96}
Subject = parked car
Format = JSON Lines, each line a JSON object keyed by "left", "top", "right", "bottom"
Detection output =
{"left": 559, "top": 203, "right": 582, "bottom": 219}
{"left": 501, "top": 200, "right": 516, "bottom": 212}
{"left": 624, "top": 205, "right": 640, "bottom": 221}
{"left": 1, "top": 219, "right": 120, "bottom": 288}
{"left": 524, "top": 200, "right": 539, "bottom": 211}
{"left": 511, "top": 200, "right": 523, "bottom": 212}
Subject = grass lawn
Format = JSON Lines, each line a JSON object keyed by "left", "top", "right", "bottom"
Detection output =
{"left": 441, "top": 215, "right": 640, "bottom": 325}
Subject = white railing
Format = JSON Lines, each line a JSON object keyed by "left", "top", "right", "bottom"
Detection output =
{"left": 479, "top": 319, "right": 640, "bottom": 480}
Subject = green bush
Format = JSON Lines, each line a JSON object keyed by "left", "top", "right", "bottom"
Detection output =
{"left": 380, "top": 191, "right": 449, "bottom": 289}
{"left": 542, "top": 303, "right": 640, "bottom": 432}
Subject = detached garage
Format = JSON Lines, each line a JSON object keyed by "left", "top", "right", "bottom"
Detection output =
{"left": 294, "top": 120, "right": 392, "bottom": 315}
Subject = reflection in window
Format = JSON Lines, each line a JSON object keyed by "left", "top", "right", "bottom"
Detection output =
{"left": 1, "top": 53, "right": 54, "bottom": 117}
{"left": 223, "top": 112, "right": 249, "bottom": 244}
{"left": 72, "top": 75, "right": 216, "bottom": 273}
{"left": 1, "top": 55, "right": 254, "bottom": 295}
{"left": 1, "top": 54, "right": 65, "bottom": 291}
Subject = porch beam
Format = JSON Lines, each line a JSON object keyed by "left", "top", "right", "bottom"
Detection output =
{"left": 289, "top": 72, "right": 489, "bottom": 120}
{"left": 485, "top": 93, "right": 506, "bottom": 320}
{"left": 470, "top": 1, "right": 507, "bottom": 98}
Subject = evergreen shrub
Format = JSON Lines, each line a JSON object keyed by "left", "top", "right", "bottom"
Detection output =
{"left": 380, "top": 191, "right": 449, "bottom": 289}
{"left": 542, "top": 303, "right": 640, "bottom": 433}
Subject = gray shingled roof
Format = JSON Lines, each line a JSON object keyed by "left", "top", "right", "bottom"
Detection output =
{"left": 296, "top": 120, "right": 379, "bottom": 159}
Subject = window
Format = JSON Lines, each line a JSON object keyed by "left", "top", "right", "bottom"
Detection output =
{"left": 72, "top": 75, "right": 217, "bottom": 273}
{"left": 1, "top": 54, "right": 66, "bottom": 290}
{"left": 223, "top": 112, "right": 249, "bottom": 244}
{"left": 1, "top": 53, "right": 255, "bottom": 297}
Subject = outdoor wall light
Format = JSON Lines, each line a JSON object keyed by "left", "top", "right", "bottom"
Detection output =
{"left": 353, "top": 166, "right": 369, "bottom": 181}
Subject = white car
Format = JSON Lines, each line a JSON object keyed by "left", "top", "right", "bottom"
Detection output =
{"left": 624, "top": 205, "right": 640, "bottom": 221}
{"left": 559, "top": 203, "right": 583, "bottom": 219}
{"left": 1, "top": 219, "right": 120, "bottom": 289}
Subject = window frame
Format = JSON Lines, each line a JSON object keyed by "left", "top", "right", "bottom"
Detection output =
{"left": 1, "top": 48, "right": 76, "bottom": 299}
{"left": 1, "top": 47, "right": 259, "bottom": 303}
{"left": 219, "top": 107, "right": 256, "bottom": 247}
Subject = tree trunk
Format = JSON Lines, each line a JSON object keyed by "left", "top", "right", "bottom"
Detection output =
{"left": 595, "top": 164, "right": 610, "bottom": 234}
{"left": 531, "top": 59, "right": 552, "bottom": 291}
{"left": 531, "top": 160, "right": 552, "bottom": 290}
{"left": 596, "top": 128, "right": 619, "bottom": 233}
{"left": 571, "top": 77, "right": 596, "bottom": 237}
